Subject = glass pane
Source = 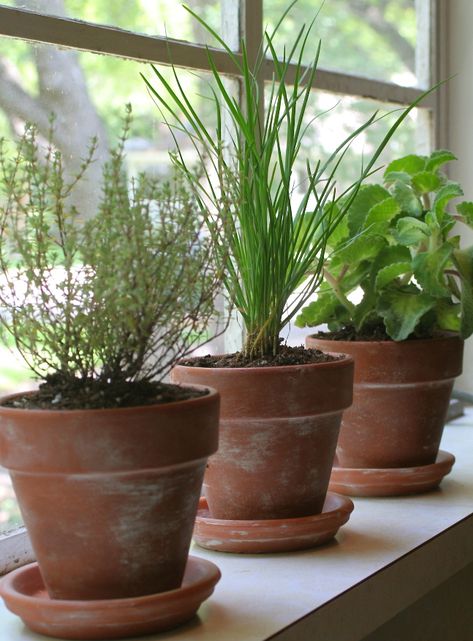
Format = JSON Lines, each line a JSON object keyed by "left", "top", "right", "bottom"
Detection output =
{"left": 264, "top": 0, "right": 422, "bottom": 88}
{"left": 0, "top": 470, "right": 22, "bottom": 529}
{"left": 291, "top": 92, "right": 430, "bottom": 192}
{"left": 1, "top": 0, "right": 223, "bottom": 46}
{"left": 277, "top": 89, "right": 431, "bottom": 345}
{"left": 0, "top": 35, "right": 221, "bottom": 208}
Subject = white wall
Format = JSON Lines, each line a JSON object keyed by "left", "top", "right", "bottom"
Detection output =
{"left": 446, "top": 0, "right": 473, "bottom": 395}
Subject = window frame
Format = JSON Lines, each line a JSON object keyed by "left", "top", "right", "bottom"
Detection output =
{"left": 0, "top": 0, "right": 440, "bottom": 568}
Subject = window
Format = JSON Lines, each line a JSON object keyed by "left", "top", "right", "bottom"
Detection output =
{"left": 0, "top": 0, "right": 439, "bottom": 563}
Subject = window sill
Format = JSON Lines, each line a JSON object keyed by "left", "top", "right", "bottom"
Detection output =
{"left": 1, "top": 410, "right": 472, "bottom": 641}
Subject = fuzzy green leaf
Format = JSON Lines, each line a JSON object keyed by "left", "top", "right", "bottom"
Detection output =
{"left": 295, "top": 292, "right": 346, "bottom": 328}
{"left": 433, "top": 182, "right": 463, "bottom": 217}
{"left": 382, "top": 244, "right": 412, "bottom": 266}
{"left": 425, "top": 150, "right": 457, "bottom": 172}
{"left": 363, "top": 196, "right": 400, "bottom": 233}
{"left": 392, "top": 181, "right": 423, "bottom": 216}
{"left": 336, "top": 234, "right": 387, "bottom": 265}
{"left": 383, "top": 171, "right": 412, "bottom": 186}
{"left": 457, "top": 201, "right": 473, "bottom": 228}
{"left": 352, "top": 290, "right": 377, "bottom": 330}
{"left": 412, "top": 244, "right": 453, "bottom": 297}
{"left": 375, "top": 262, "right": 412, "bottom": 290}
{"left": 377, "top": 289, "right": 436, "bottom": 340}
{"left": 411, "top": 171, "right": 442, "bottom": 195}
{"left": 346, "top": 184, "right": 390, "bottom": 236}
{"left": 453, "top": 247, "right": 473, "bottom": 338}
{"left": 435, "top": 300, "right": 461, "bottom": 332}
{"left": 370, "top": 244, "right": 411, "bottom": 290}
{"left": 384, "top": 154, "right": 426, "bottom": 177}
{"left": 337, "top": 261, "right": 372, "bottom": 292}
{"left": 325, "top": 204, "right": 349, "bottom": 249}
{"left": 372, "top": 244, "right": 412, "bottom": 269}
{"left": 395, "top": 216, "right": 430, "bottom": 245}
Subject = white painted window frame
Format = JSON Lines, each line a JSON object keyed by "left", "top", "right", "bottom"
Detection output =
{"left": 0, "top": 0, "right": 440, "bottom": 572}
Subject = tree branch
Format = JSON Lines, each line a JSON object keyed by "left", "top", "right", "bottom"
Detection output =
{"left": 0, "top": 0, "right": 110, "bottom": 218}
{"left": 0, "top": 57, "right": 50, "bottom": 133}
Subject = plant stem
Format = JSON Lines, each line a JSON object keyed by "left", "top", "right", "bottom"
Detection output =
{"left": 324, "top": 268, "right": 355, "bottom": 314}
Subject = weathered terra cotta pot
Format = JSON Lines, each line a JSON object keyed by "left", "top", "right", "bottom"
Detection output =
{"left": 0, "top": 386, "right": 219, "bottom": 601}
{"left": 172, "top": 356, "right": 354, "bottom": 521}
{"left": 307, "top": 333, "right": 463, "bottom": 469}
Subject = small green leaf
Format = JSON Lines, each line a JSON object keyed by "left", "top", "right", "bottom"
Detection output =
{"left": 377, "top": 289, "right": 436, "bottom": 340}
{"left": 295, "top": 292, "right": 345, "bottom": 328}
{"left": 384, "top": 154, "right": 426, "bottom": 177}
{"left": 424, "top": 210, "right": 440, "bottom": 228}
{"left": 395, "top": 216, "right": 430, "bottom": 245}
{"left": 375, "top": 262, "right": 411, "bottom": 290}
{"left": 435, "top": 300, "right": 461, "bottom": 332}
{"left": 338, "top": 261, "right": 372, "bottom": 292}
{"left": 369, "top": 244, "right": 412, "bottom": 290}
{"left": 392, "top": 181, "right": 423, "bottom": 216}
{"left": 449, "top": 235, "right": 461, "bottom": 249}
{"left": 425, "top": 149, "right": 457, "bottom": 172}
{"left": 432, "top": 182, "right": 463, "bottom": 217}
{"left": 352, "top": 291, "right": 377, "bottom": 330}
{"left": 412, "top": 244, "right": 453, "bottom": 297}
{"left": 411, "top": 171, "right": 442, "bottom": 195}
{"left": 346, "top": 184, "right": 390, "bottom": 236}
{"left": 457, "top": 201, "right": 473, "bottom": 228}
{"left": 325, "top": 205, "right": 349, "bottom": 249}
{"left": 384, "top": 171, "right": 412, "bottom": 186}
{"left": 335, "top": 234, "right": 387, "bottom": 265}
{"left": 372, "top": 244, "right": 412, "bottom": 270}
{"left": 363, "top": 197, "right": 400, "bottom": 233}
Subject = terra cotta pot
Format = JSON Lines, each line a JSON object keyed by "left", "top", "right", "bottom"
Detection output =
{"left": 172, "top": 356, "right": 353, "bottom": 520}
{"left": 306, "top": 333, "right": 463, "bottom": 469}
{"left": 0, "top": 386, "right": 219, "bottom": 601}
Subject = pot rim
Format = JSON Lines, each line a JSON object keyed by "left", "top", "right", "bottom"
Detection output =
{"left": 174, "top": 351, "right": 354, "bottom": 374}
{"left": 308, "top": 330, "right": 462, "bottom": 347}
{"left": 0, "top": 383, "right": 219, "bottom": 417}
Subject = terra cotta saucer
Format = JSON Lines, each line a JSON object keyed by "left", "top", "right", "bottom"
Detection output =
{"left": 329, "top": 450, "right": 455, "bottom": 497}
{"left": 194, "top": 492, "right": 354, "bottom": 553}
{"left": 0, "top": 556, "right": 221, "bottom": 640}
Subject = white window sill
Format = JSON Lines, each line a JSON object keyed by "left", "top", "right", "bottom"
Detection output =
{"left": 1, "top": 409, "right": 472, "bottom": 641}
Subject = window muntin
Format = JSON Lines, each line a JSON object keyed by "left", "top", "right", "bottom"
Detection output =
{"left": 287, "top": 92, "right": 430, "bottom": 193}
{"left": 2, "top": 0, "right": 224, "bottom": 46}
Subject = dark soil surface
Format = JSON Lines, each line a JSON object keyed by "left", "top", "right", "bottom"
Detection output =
{"left": 2, "top": 374, "right": 207, "bottom": 411}
{"left": 313, "top": 324, "right": 393, "bottom": 342}
{"left": 179, "top": 344, "right": 341, "bottom": 368}
{"left": 312, "top": 324, "right": 432, "bottom": 342}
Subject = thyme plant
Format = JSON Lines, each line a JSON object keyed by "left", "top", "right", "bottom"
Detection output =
{"left": 143, "top": 4, "right": 430, "bottom": 360}
{"left": 0, "top": 106, "right": 226, "bottom": 402}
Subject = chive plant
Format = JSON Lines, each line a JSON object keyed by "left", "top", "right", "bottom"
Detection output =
{"left": 143, "top": 4, "right": 432, "bottom": 360}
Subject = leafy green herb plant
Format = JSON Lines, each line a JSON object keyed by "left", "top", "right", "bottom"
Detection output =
{"left": 142, "top": 4, "right": 430, "bottom": 360}
{"left": 296, "top": 150, "right": 473, "bottom": 340}
{"left": 0, "top": 106, "right": 226, "bottom": 407}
